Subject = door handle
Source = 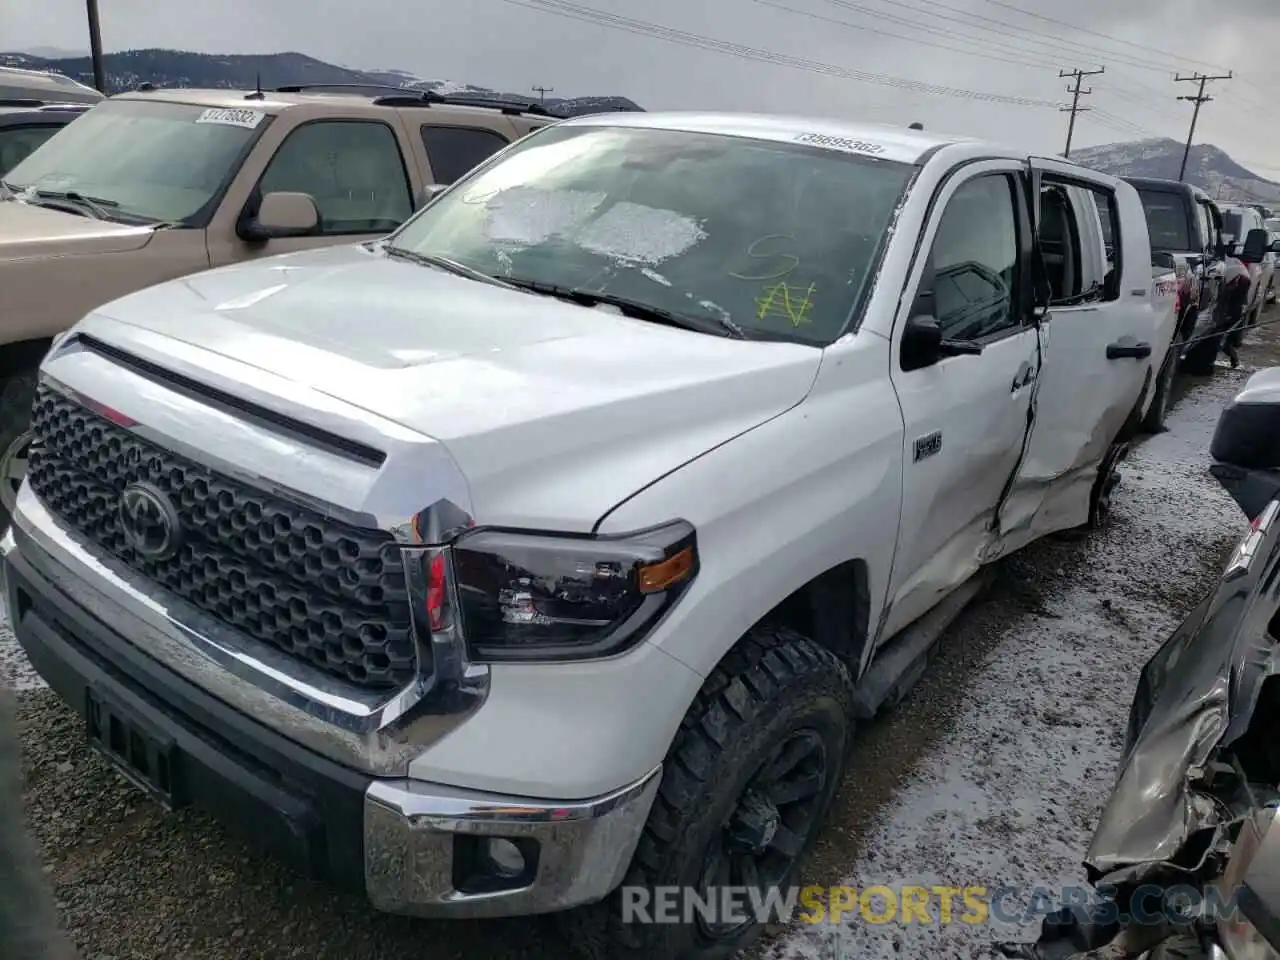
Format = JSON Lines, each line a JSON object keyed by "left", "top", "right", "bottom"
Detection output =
{"left": 1011, "top": 360, "right": 1035, "bottom": 392}
{"left": 1106, "top": 341, "right": 1152, "bottom": 360}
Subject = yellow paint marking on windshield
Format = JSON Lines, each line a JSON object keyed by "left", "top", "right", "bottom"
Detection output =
{"left": 755, "top": 281, "right": 816, "bottom": 326}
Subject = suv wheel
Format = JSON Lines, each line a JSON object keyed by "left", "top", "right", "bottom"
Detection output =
{"left": 561, "top": 626, "right": 855, "bottom": 960}
{"left": 0, "top": 372, "right": 36, "bottom": 531}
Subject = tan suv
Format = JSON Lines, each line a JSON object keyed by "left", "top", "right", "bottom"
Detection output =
{"left": 0, "top": 83, "right": 554, "bottom": 525}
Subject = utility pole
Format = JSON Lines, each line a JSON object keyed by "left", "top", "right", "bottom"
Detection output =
{"left": 1175, "top": 71, "right": 1232, "bottom": 182}
{"left": 1059, "top": 66, "right": 1104, "bottom": 158}
{"left": 532, "top": 85, "right": 553, "bottom": 104}
{"left": 86, "top": 0, "right": 106, "bottom": 93}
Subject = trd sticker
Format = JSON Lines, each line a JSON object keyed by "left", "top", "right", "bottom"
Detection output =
{"left": 913, "top": 431, "right": 943, "bottom": 462}
{"left": 794, "top": 132, "right": 886, "bottom": 155}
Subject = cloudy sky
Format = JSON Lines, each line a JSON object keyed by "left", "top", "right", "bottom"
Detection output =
{"left": 6, "top": 0, "right": 1279, "bottom": 173}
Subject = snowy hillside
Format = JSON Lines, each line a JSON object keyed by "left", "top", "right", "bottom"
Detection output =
{"left": 1071, "top": 136, "right": 1280, "bottom": 204}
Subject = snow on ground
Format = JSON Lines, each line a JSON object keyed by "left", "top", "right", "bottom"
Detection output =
{"left": 0, "top": 578, "right": 41, "bottom": 692}
{"left": 765, "top": 364, "right": 1254, "bottom": 960}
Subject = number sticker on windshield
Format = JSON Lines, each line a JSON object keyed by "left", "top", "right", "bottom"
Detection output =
{"left": 195, "top": 107, "right": 266, "bottom": 129}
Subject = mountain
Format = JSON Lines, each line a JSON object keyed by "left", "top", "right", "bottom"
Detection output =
{"left": 1070, "top": 137, "right": 1280, "bottom": 206}
{"left": 0, "top": 49, "right": 643, "bottom": 118}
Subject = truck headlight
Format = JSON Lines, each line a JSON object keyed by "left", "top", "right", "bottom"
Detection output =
{"left": 449, "top": 520, "right": 698, "bottom": 662}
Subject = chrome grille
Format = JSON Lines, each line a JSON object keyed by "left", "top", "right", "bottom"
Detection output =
{"left": 26, "top": 385, "right": 417, "bottom": 689}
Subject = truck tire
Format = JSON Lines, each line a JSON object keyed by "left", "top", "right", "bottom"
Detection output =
{"left": 560, "top": 626, "right": 856, "bottom": 960}
{"left": 0, "top": 371, "right": 36, "bottom": 532}
{"left": 1086, "top": 441, "right": 1127, "bottom": 530}
{"left": 1180, "top": 333, "right": 1220, "bottom": 377}
{"left": 1141, "top": 329, "right": 1185, "bottom": 434}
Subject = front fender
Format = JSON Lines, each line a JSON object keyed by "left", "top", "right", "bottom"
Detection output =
{"left": 597, "top": 339, "right": 904, "bottom": 681}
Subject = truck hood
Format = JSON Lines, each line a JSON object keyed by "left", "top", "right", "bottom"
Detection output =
{"left": 0, "top": 198, "right": 155, "bottom": 258}
{"left": 85, "top": 243, "right": 823, "bottom": 529}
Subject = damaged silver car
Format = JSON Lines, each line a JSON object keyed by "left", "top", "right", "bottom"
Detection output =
{"left": 1001, "top": 366, "right": 1280, "bottom": 959}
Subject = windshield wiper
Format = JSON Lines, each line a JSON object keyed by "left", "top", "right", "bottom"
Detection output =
{"left": 30, "top": 189, "right": 118, "bottom": 220}
{"left": 381, "top": 245, "right": 516, "bottom": 289}
{"left": 502, "top": 277, "right": 748, "bottom": 339}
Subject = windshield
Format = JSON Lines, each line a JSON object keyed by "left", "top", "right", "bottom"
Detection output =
{"left": 1137, "top": 189, "right": 1190, "bottom": 251}
{"left": 3, "top": 99, "right": 269, "bottom": 224}
{"left": 387, "top": 124, "right": 916, "bottom": 344}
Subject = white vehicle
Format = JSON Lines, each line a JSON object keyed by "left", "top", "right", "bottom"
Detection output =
{"left": 0, "top": 64, "right": 103, "bottom": 105}
{"left": 1266, "top": 216, "right": 1280, "bottom": 304}
{"left": 1222, "top": 204, "right": 1276, "bottom": 320}
{"left": 2, "top": 113, "right": 1176, "bottom": 959}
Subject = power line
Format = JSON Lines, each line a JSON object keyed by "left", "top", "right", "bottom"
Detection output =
{"left": 845, "top": 0, "right": 1183, "bottom": 76}
{"left": 494, "top": 0, "right": 1063, "bottom": 107}
{"left": 748, "top": 0, "right": 1047, "bottom": 70}
{"left": 1175, "top": 71, "right": 1232, "bottom": 181}
{"left": 531, "top": 84, "right": 554, "bottom": 102}
{"left": 1060, "top": 66, "right": 1104, "bottom": 157}
{"left": 973, "top": 0, "right": 1230, "bottom": 74}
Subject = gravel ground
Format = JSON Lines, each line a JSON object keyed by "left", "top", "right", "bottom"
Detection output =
{"left": 4, "top": 317, "right": 1280, "bottom": 960}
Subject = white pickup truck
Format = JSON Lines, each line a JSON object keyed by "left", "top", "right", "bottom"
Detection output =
{"left": 2, "top": 113, "right": 1175, "bottom": 959}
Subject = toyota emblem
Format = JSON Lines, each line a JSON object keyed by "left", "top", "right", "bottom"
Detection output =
{"left": 119, "top": 482, "right": 183, "bottom": 560}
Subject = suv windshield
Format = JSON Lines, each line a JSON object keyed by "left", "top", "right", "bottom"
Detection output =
{"left": 3, "top": 99, "right": 269, "bottom": 224}
{"left": 1137, "top": 189, "right": 1191, "bottom": 251}
{"left": 388, "top": 123, "right": 916, "bottom": 344}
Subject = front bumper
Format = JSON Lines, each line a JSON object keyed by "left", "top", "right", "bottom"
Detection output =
{"left": 1, "top": 525, "right": 660, "bottom": 918}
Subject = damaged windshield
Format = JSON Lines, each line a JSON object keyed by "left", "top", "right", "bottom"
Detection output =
{"left": 3, "top": 99, "right": 269, "bottom": 225}
{"left": 387, "top": 123, "right": 915, "bottom": 344}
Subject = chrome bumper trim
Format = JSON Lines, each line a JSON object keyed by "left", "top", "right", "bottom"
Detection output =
{"left": 9, "top": 484, "right": 488, "bottom": 776}
{"left": 364, "top": 765, "right": 661, "bottom": 918}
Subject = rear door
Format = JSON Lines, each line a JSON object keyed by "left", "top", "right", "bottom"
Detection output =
{"left": 996, "top": 161, "right": 1164, "bottom": 544}
{"left": 417, "top": 121, "right": 513, "bottom": 186}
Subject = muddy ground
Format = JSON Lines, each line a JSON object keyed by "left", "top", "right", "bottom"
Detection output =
{"left": 5, "top": 314, "right": 1280, "bottom": 959}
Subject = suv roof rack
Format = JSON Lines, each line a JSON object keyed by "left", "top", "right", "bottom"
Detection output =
{"left": 0, "top": 98, "right": 47, "bottom": 108}
{"left": 272, "top": 83, "right": 553, "bottom": 117}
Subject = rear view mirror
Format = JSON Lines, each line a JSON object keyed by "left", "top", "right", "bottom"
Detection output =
{"left": 1241, "top": 228, "right": 1269, "bottom": 264}
{"left": 1270, "top": 239, "right": 1280, "bottom": 254}
{"left": 900, "top": 314, "right": 983, "bottom": 371}
{"left": 241, "top": 191, "right": 320, "bottom": 241}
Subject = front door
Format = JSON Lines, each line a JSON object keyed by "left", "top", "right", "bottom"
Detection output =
{"left": 996, "top": 161, "right": 1168, "bottom": 546}
{"left": 206, "top": 118, "right": 416, "bottom": 267}
{"left": 881, "top": 162, "right": 1040, "bottom": 640}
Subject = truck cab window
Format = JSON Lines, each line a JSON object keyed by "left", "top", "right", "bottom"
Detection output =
{"left": 420, "top": 125, "right": 510, "bottom": 185}
{"left": 1138, "top": 191, "right": 1190, "bottom": 252}
{"left": 925, "top": 173, "right": 1019, "bottom": 341}
{"left": 1039, "top": 184, "right": 1082, "bottom": 304}
{"left": 259, "top": 120, "right": 413, "bottom": 235}
{"left": 1089, "top": 188, "right": 1122, "bottom": 300}
{"left": 1197, "top": 202, "right": 1216, "bottom": 253}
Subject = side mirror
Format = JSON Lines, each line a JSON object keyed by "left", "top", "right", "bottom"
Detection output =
{"left": 1241, "top": 228, "right": 1269, "bottom": 264}
{"left": 415, "top": 183, "right": 449, "bottom": 210}
{"left": 240, "top": 191, "right": 320, "bottom": 242}
{"left": 1269, "top": 238, "right": 1280, "bottom": 254}
{"left": 900, "top": 314, "right": 983, "bottom": 371}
